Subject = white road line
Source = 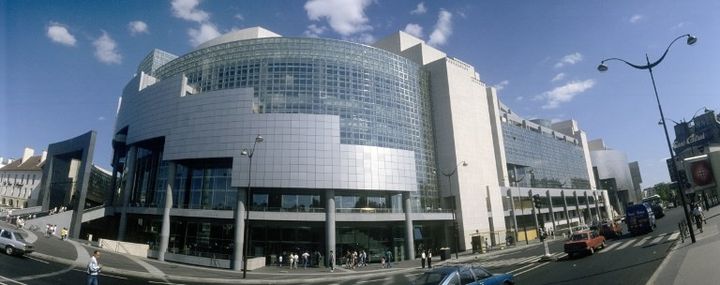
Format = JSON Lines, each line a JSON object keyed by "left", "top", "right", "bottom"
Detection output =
{"left": 0, "top": 275, "right": 28, "bottom": 285}
{"left": 15, "top": 265, "right": 74, "bottom": 281}
{"left": 514, "top": 262, "right": 550, "bottom": 276}
{"left": 25, "top": 256, "right": 49, "bottom": 264}
{"left": 356, "top": 277, "right": 390, "bottom": 284}
{"left": 633, "top": 236, "right": 653, "bottom": 247}
{"left": 650, "top": 235, "right": 665, "bottom": 244}
{"left": 615, "top": 239, "right": 636, "bottom": 250}
{"left": 507, "top": 257, "right": 541, "bottom": 274}
{"left": 668, "top": 232, "right": 680, "bottom": 241}
{"left": 99, "top": 273, "right": 128, "bottom": 280}
{"left": 148, "top": 281, "right": 185, "bottom": 285}
{"left": 600, "top": 242, "right": 622, "bottom": 252}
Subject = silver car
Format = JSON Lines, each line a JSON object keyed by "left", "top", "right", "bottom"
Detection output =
{"left": 0, "top": 227, "right": 34, "bottom": 255}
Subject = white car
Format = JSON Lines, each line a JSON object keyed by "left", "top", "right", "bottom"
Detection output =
{"left": 0, "top": 227, "right": 34, "bottom": 256}
{"left": 571, "top": 225, "right": 590, "bottom": 233}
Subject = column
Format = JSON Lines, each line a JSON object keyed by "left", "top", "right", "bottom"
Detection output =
{"left": 594, "top": 191, "right": 602, "bottom": 221}
{"left": 117, "top": 146, "right": 137, "bottom": 241}
{"left": 107, "top": 151, "right": 118, "bottom": 206}
{"left": 508, "top": 189, "right": 518, "bottom": 241}
{"left": 403, "top": 193, "right": 415, "bottom": 261}
{"left": 561, "top": 190, "right": 570, "bottom": 236}
{"left": 574, "top": 191, "right": 581, "bottom": 224}
{"left": 232, "top": 187, "right": 246, "bottom": 271}
{"left": 326, "top": 190, "right": 336, "bottom": 268}
{"left": 584, "top": 192, "right": 592, "bottom": 223}
{"left": 158, "top": 162, "right": 176, "bottom": 262}
{"left": 546, "top": 190, "right": 556, "bottom": 234}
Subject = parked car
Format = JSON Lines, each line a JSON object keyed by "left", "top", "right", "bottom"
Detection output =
{"left": 564, "top": 230, "right": 605, "bottom": 258}
{"left": 651, "top": 204, "right": 665, "bottom": 219}
{"left": 413, "top": 264, "right": 514, "bottom": 285}
{"left": 599, "top": 221, "right": 623, "bottom": 239}
{"left": 0, "top": 227, "right": 34, "bottom": 256}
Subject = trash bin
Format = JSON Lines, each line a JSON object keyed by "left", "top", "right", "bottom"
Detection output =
{"left": 439, "top": 247, "right": 451, "bottom": 261}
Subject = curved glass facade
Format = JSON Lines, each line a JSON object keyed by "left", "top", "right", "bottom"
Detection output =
{"left": 152, "top": 37, "right": 439, "bottom": 209}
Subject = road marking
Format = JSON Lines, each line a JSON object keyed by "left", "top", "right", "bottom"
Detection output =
{"left": 356, "top": 277, "right": 390, "bottom": 284}
{"left": 0, "top": 274, "right": 28, "bottom": 285}
{"left": 15, "top": 265, "right": 75, "bottom": 281}
{"left": 615, "top": 239, "right": 636, "bottom": 250}
{"left": 100, "top": 273, "right": 128, "bottom": 280}
{"left": 507, "top": 257, "right": 541, "bottom": 274}
{"left": 148, "top": 281, "right": 185, "bottom": 285}
{"left": 600, "top": 241, "right": 622, "bottom": 252}
{"left": 633, "top": 236, "right": 653, "bottom": 247}
{"left": 514, "top": 262, "right": 550, "bottom": 276}
{"left": 650, "top": 235, "right": 665, "bottom": 244}
{"left": 25, "top": 256, "right": 49, "bottom": 264}
{"left": 668, "top": 232, "right": 680, "bottom": 241}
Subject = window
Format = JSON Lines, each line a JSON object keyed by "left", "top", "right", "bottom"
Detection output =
{"left": 459, "top": 268, "right": 476, "bottom": 285}
{"left": 472, "top": 266, "right": 491, "bottom": 280}
{"left": 1, "top": 230, "right": 10, "bottom": 239}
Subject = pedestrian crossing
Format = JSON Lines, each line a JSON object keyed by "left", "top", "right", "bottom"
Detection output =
{"left": 599, "top": 232, "right": 677, "bottom": 253}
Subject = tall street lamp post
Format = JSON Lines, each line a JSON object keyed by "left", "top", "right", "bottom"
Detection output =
{"left": 598, "top": 34, "right": 697, "bottom": 243}
{"left": 441, "top": 161, "right": 468, "bottom": 260}
{"left": 237, "top": 135, "right": 264, "bottom": 278}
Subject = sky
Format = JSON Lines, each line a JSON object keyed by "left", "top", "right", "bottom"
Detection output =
{"left": 1, "top": 0, "right": 719, "bottom": 188}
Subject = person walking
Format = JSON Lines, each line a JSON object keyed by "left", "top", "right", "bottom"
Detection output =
{"left": 385, "top": 250, "right": 393, "bottom": 268}
{"left": 87, "top": 250, "right": 102, "bottom": 285}
{"left": 427, "top": 250, "right": 432, "bottom": 269}
{"left": 329, "top": 250, "right": 335, "bottom": 272}
{"left": 420, "top": 251, "right": 426, "bottom": 269}
{"left": 302, "top": 251, "right": 310, "bottom": 269}
{"left": 693, "top": 204, "right": 704, "bottom": 233}
{"left": 60, "top": 227, "right": 68, "bottom": 240}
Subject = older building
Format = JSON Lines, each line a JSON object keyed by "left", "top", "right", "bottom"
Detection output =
{"left": 0, "top": 148, "right": 46, "bottom": 209}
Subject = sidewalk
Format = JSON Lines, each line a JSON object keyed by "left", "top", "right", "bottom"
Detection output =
{"left": 2, "top": 220, "right": 548, "bottom": 284}
{"left": 648, "top": 204, "right": 720, "bottom": 285}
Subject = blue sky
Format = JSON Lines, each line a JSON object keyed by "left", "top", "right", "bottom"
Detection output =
{"left": 1, "top": 0, "right": 719, "bottom": 187}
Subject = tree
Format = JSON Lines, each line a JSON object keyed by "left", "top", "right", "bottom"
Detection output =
{"left": 653, "top": 182, "right": 675, "bottom": 202}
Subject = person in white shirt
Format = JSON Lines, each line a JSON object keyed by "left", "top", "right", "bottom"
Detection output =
{"left": 87, "top": 250, "right": 102, "bottom": 285}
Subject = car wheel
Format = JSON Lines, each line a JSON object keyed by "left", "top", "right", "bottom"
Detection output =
{"left": 5, "top": 246, "right": 14, "bottom": 255}
{"left": 601, "top": 241, "right": 606, "bottom": 249}
{"left": 589, "top": 247, "right": 595, "bottom": 255}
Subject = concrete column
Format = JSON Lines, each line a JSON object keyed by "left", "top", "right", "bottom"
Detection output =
{"left": 232, "top": 187, "right": 246, "bottom": 271}
{"left": 107, "top": 151, "right": 118, "bottom": 206}
{"left": 574, "top": 191, "right": 581, "bottom": 224}
{"left": 584, "top": 192, "right": 592, "bottom": 224}
{"left": 117, "top": 146, "right": 137, "bottom": 241}
{"left": 561, "top": 190, "right": 570, "bottom": 236}
{"left": 403, "top": 193, "right": 415, "bottom": 261}
{"left": 508, "top": 189, "right": 518, "bottom": 241}
{"left": 594, "top": 192, "right": 602, "bottom": 221}
{"left": 602, "top": 191, "right": 613, "bottom": 220}
{"left": 546, "top": 190, "right": 556, "bottom": 234}
{"left": 158, "top": 162, "right": 176, "bottom": 262}
{"left": 326, "top": 190, "right": 336, "bottom": 268}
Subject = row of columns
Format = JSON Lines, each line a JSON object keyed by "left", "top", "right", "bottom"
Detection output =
{"left": 508, "top": 188, "right": 607, "bottom": 238}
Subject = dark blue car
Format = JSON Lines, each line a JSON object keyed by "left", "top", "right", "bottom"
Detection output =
{"left": 413, "top": 264, "right": 514, "bottom": 285}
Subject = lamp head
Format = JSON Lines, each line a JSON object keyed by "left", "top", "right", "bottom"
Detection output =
{"left": 597, "top": 63, "right": 608, "bottom": 72}
{"left": 461, "top": 161, "right": 468, "bottom": 167}
{"left": 255, "top": 135, "right": 264, "bottom": 143}
{"left": 687, "top": 35, "right": 698, "bottom": 45}
{"left": 241, "top": 149, "right": 248, "bottom": 156}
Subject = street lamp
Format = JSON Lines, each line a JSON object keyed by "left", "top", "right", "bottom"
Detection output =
{"left": 235, "top": 135, "right": 264, "bottom": 277}
{"left": 598, "top": 34, "right": 697, "bottom": 243}
{"left": 440, "top": 160, "right": 468, "bottom": 260}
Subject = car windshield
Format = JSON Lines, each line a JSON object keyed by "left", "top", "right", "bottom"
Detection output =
{"left": 414, "top": 271, "right": 450, "bottom": 285}
{"left": 570, "top": 233, "right": 588, "bottom": 241}
{"left": 13, "top": 232, "right": 26, "bottom": 243}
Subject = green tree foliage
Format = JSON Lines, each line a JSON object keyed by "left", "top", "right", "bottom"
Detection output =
{"left": 653, "top": 182, "right": 676, "bottom": 201}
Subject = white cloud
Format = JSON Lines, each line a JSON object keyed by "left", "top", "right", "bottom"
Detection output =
{"left": 304, "top": 24, "right": 328, "bottom": 38}
{"left": 554, "top": 52, "right": 583, "bottom": 68}
{"left": 304, "top": 0, "right": 373, "bottom": 36}
{"left": 235, "top": 13, "right": 245, "bottom": 21}
{"left": 171, "top": 0, "right": 209, "bottom": 22}
{"left": 403, "top": 23, "right": 423, "bottom": 38}
{"left": 494, "top": 80, "right": 509, "bottom": 91}
{"left": 410, "top": 2, "right": 427, "bottom": 15}
{"left": 428, "top": 9, "right": 453, "bottom": 46}
{"left": 47, "top": 23, "right": 77, "bottom": 46}
{"left": 346, "top": 33, "right": 375, "bottom": 44}
{"left": 551, "top": 73, "right": 566, "bottom": 82}
{"left": 536, "top": 79, "right": 595, "bottom": 109}
{"left": 93, "top": 32, "right": 122, "bottom": 64}
{"left": 630, "top": 14, "right": 644, "bottom": 24}
{"left": 188, "top": 22, "right": 221, "bottom": 47}
{"left": 128, "top": 21, "right": 149, "bottom": 35}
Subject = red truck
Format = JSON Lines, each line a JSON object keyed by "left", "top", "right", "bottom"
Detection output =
{"left": 564, "top": 230, "right": 606, "bottom": 258}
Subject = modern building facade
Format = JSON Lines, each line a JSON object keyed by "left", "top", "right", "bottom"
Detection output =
{"left": 0, "top": 148, "right": 46, "bottom": 209}
{"left": 589, "top": 139, "right": 638, "bottom": 213}
{"left": 111, "top": 27, "right": 611, "bottom": 269}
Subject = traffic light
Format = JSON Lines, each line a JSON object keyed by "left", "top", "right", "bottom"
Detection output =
{"left": 532, "top": 194, "right": 543, "bottom": 209}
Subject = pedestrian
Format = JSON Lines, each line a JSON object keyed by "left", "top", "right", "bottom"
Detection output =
{"left": 278, "top": 254, "right": 283, "bottom": 267}
{"left": 302, "top": 251, "right": 310, "bottom": 269}
{"left": 61, "top": 227, "right": 69, "bottom": 240}
{"left": 381, "top": 256, "right": 386, "bottom": 268}
{"left": 385, "top": 250, "right": 393, "bottom": 268}
{"left": 427, "top": 251, "right": 432, "bottom": 269}
{"left": 329, "top": 250, "right": 335, "bottom": 272}
{"left": 693, "top": 204, "right": 704, "bottom": 233}
{"left": 420, "top": 251, "right": 426, "bottom": 268}
{"left": 87, "top": 250, "right": 102, "bottom": 285}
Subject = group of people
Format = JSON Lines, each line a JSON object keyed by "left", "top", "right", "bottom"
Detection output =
{"left": 419, "top": 250, "right": 433, "bottom": 269}
{"left": 343, "top": 250, "right": 368, "bottom": 269}
{"left": 277, "top": 250, "right": 323, "bottom": 269}
{"left": 48, "top": 206, "right": 67, "bottom": 215}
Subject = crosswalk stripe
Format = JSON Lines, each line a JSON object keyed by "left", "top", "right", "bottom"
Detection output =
{"left": 668, "top": 232, "right": 679, "bottom": 241}
{"left": 616, "top": 239, "right": 636, "bottom": 250}
{"left": 600, "top": 241, "right": 622, "bottom": 252}
{"left": 634, "top": 236, "right": 653, "bottom": 247}
{"left": 651, "top": 235, "right": 665, "bottom": 244}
